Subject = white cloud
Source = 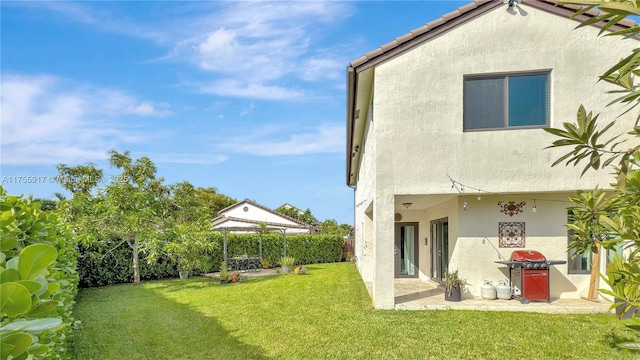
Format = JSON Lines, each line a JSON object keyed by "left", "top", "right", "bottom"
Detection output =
{"left": 167, "top": 1, "right": 353, "bottom": 99}
{"left": 8, "top": 1, "right": 355, "bottom": 100}
{"left": 0, "top": 74, "right": 171, "bottom": 165}
{"left": 200, "top": 80, "right": 304, "bottom": 100}
{"left": 124, "top": 102, "right": 172, "bottom": 117}
{"left": 215, "top": 123, "right": 344, "bottom": 156}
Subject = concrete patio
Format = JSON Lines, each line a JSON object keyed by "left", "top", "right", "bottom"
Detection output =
{"left": 203, "top": 269, "right": 280, "bottom": 280}
{"left": 366, "top": 279, "right": 616, "bottom": 314}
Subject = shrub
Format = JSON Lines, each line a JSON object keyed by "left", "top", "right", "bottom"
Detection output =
{"left": 77, "top": 240, "right": 179, "bottom": 287}
{"left": 1, "top": 188, "right": 79, "bottom": 360}
{"left": 75, "top": 231, "right": 344, "bottom": 287}
{"left": 219, "top": 262, "right": 229, "bottom": 283}
{"left": 210, "top": 232, "right": 343, "bottom": 269}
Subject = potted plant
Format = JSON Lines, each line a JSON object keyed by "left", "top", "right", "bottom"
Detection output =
{"left": 280, "top": 256, "right": 295, "bottom": 274}
{"left": 219, "top": 261, "right": 230, "bottom": 284}
{"left": 230, "top": 271, "right": 239, "bottom": 283}
{"left": 445, "top": 269, "right": 466, "bottom": 302}
{"left": 344, "top": 251, "right": 354, "bottom": 262}
{"left": 178, "top": 267, "right": 190, "bottom": 280}
{"left": 260, "top": 259, "right": 270, "bottom": 269}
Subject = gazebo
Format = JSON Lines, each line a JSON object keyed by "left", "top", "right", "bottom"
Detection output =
{"left": 213, "top": 222, "right": 316, "bottom": 266}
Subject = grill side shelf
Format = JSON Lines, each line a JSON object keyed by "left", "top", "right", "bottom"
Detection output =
{"left": 495, "top": 261, "right": 520, "bottom": 268}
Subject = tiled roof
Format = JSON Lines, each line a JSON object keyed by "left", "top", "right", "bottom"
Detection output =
{"left": 345, "top": 0, "right": 638, "bottom": 187}
{"left": 349, "top": 0, "right": 637, "bottom": 71}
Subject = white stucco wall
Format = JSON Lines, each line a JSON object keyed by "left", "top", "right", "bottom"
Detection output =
{"left": 455, "top": 193, "right": 607, "bottom": 299}
{"left": 354, "top": 3, "right": 637, "bottom": 307}
{"left": 372, "top": 5, "right": 638, "bottom": 195}
{"left": 215, "top": 203, "right": 310, "bottom": 234}
{"left": 354, "top": 101, "right": 376, "bottom": 282}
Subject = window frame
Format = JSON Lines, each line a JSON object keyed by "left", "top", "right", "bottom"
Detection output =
{"left": 567, "top": 211, "right": 592, "bottom": 275}
{"left": 463, "top": 70, "right": 551, "bottom": 132}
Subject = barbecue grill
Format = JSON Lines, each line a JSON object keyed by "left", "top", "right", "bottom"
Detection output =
{"left": 495, "top": 250, "right": 566, "bottom": 304}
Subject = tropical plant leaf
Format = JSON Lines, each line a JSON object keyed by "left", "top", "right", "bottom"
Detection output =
{"left": 15, "top": 280, "right": 43, "bottom": 295}
{"left": 600, "top": 2, "right": 640, "bottom": 16}
{"left": 0, "top": 268, "right": 21, "bottom": 283}
{"left": 621, "top": 318, "right": 640, "bottom": 331}
{"left": 0, "top": 318, "right": 63, "bottom": 334}
{"left": 17, "top": 244, "right": 57, "bottom": 281}
{"left": 616, "top": 342, "right": 640, "bottom": 350}
{"left": 28, "top": 300, "right": 59, "bottom": 316}
{"left": 0, "top": 236, "right": 18, "bottom": 251}
{"left": 0, "top": 333, "right": 33, "bottom": 359}
{"left": 0, "top": 282, "right": 32, "bottom": 317}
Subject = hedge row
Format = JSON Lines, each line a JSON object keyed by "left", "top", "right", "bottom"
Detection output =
{"left": 78, "top": 232, "right": 344, "bottom": 287}
{"left": 77, "top": 242, "right": 180, "bottom": 288}
{"left": 213, "top": 232, "right": 344, "bottom": 269}
{"left": 1, "top": 191, "right": 79, "bottom": 360}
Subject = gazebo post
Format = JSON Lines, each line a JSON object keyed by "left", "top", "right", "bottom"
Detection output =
{"left": 282, "top": 229, "right": 287, "bottom": 258}
{"left": 259, "top": 231, "right": 263, "bottom": 261}
{"left": 223, "top": 229, "right": 228, "bottom": 266}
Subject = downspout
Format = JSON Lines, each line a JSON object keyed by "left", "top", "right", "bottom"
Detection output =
{"left": 346, "top": 67, "right": 358, "bottom": 264}
{"left": 346, "top": 66, "right": 356, "bottom": 187}
{"left": 348, "top": 183, "right": 356, "bottom": 263}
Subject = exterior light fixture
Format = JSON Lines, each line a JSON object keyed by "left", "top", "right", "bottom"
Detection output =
{"left": 402, "top": 202, "right": 412, "bottom": 209}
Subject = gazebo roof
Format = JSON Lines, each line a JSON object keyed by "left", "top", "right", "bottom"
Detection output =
{"left": 212, "top": 226, "right": 294, "bottom": 233}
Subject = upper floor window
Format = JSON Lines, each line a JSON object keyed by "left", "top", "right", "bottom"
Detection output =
{"left": 464, "top": 72, "right": 549, "bottom": 131}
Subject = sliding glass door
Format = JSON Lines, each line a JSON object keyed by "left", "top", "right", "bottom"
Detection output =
{"left": 431, "top": 218, "right": 449, "bottom": 283}
{"left": 395, "top": 222, "right": 418, "bottom": 278}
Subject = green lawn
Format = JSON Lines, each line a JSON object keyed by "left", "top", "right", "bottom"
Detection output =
{"left": 69, "top": 262, "right": 636, "bottom": 359}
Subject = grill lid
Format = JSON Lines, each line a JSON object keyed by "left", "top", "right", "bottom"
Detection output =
{"left": 510, "top": 250, "right": 546, "bottom": 262}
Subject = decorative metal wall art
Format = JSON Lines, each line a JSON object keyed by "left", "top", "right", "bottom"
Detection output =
{"left": 498, "top": 222, "right": 526, "bottom": 248}
{"left": 498, "top": 200, "right": 526, "bottom": 217}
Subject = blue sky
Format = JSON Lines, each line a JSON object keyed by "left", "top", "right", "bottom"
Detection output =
{"left": 2, "top": 0, "right": 472, "bottom": 224}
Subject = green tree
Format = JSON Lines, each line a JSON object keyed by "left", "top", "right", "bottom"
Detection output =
{"left": 58, "top": 150, "right": 168, "bottom": 285}
{"left": 276, "top": 206, "right": 302, "bottom": 221}
{"left": 319, "top": 219, "right": 351, "bottom": 237}
{"left": 32, "top": 194, "right": 65, "bottom": 212}
{"left": 545, "top": 0, "right": 639, "bottom": 350}
{"left": 276, "top": 206, "right": 318, "bottom": 226}
{"left": 32, "top": 198, "right": 57, "bottom": 212}
{"left": 320, "top": 219, "right": 339, "bottom": 235}
{"left": 195, "top": 187, "right": 237, "bottom": 216}
{"left": 160, "top": 182, "right": 217, "bottom": 277}
{"left": 299, "top": 209, "right": 317, "bottom": 226}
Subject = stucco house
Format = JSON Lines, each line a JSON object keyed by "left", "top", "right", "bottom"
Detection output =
{"left": 212, "top": 199, "right": 318, "bottom": 234}
{"left": 346, "top": 0, "right": 639, "bottom": 309}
